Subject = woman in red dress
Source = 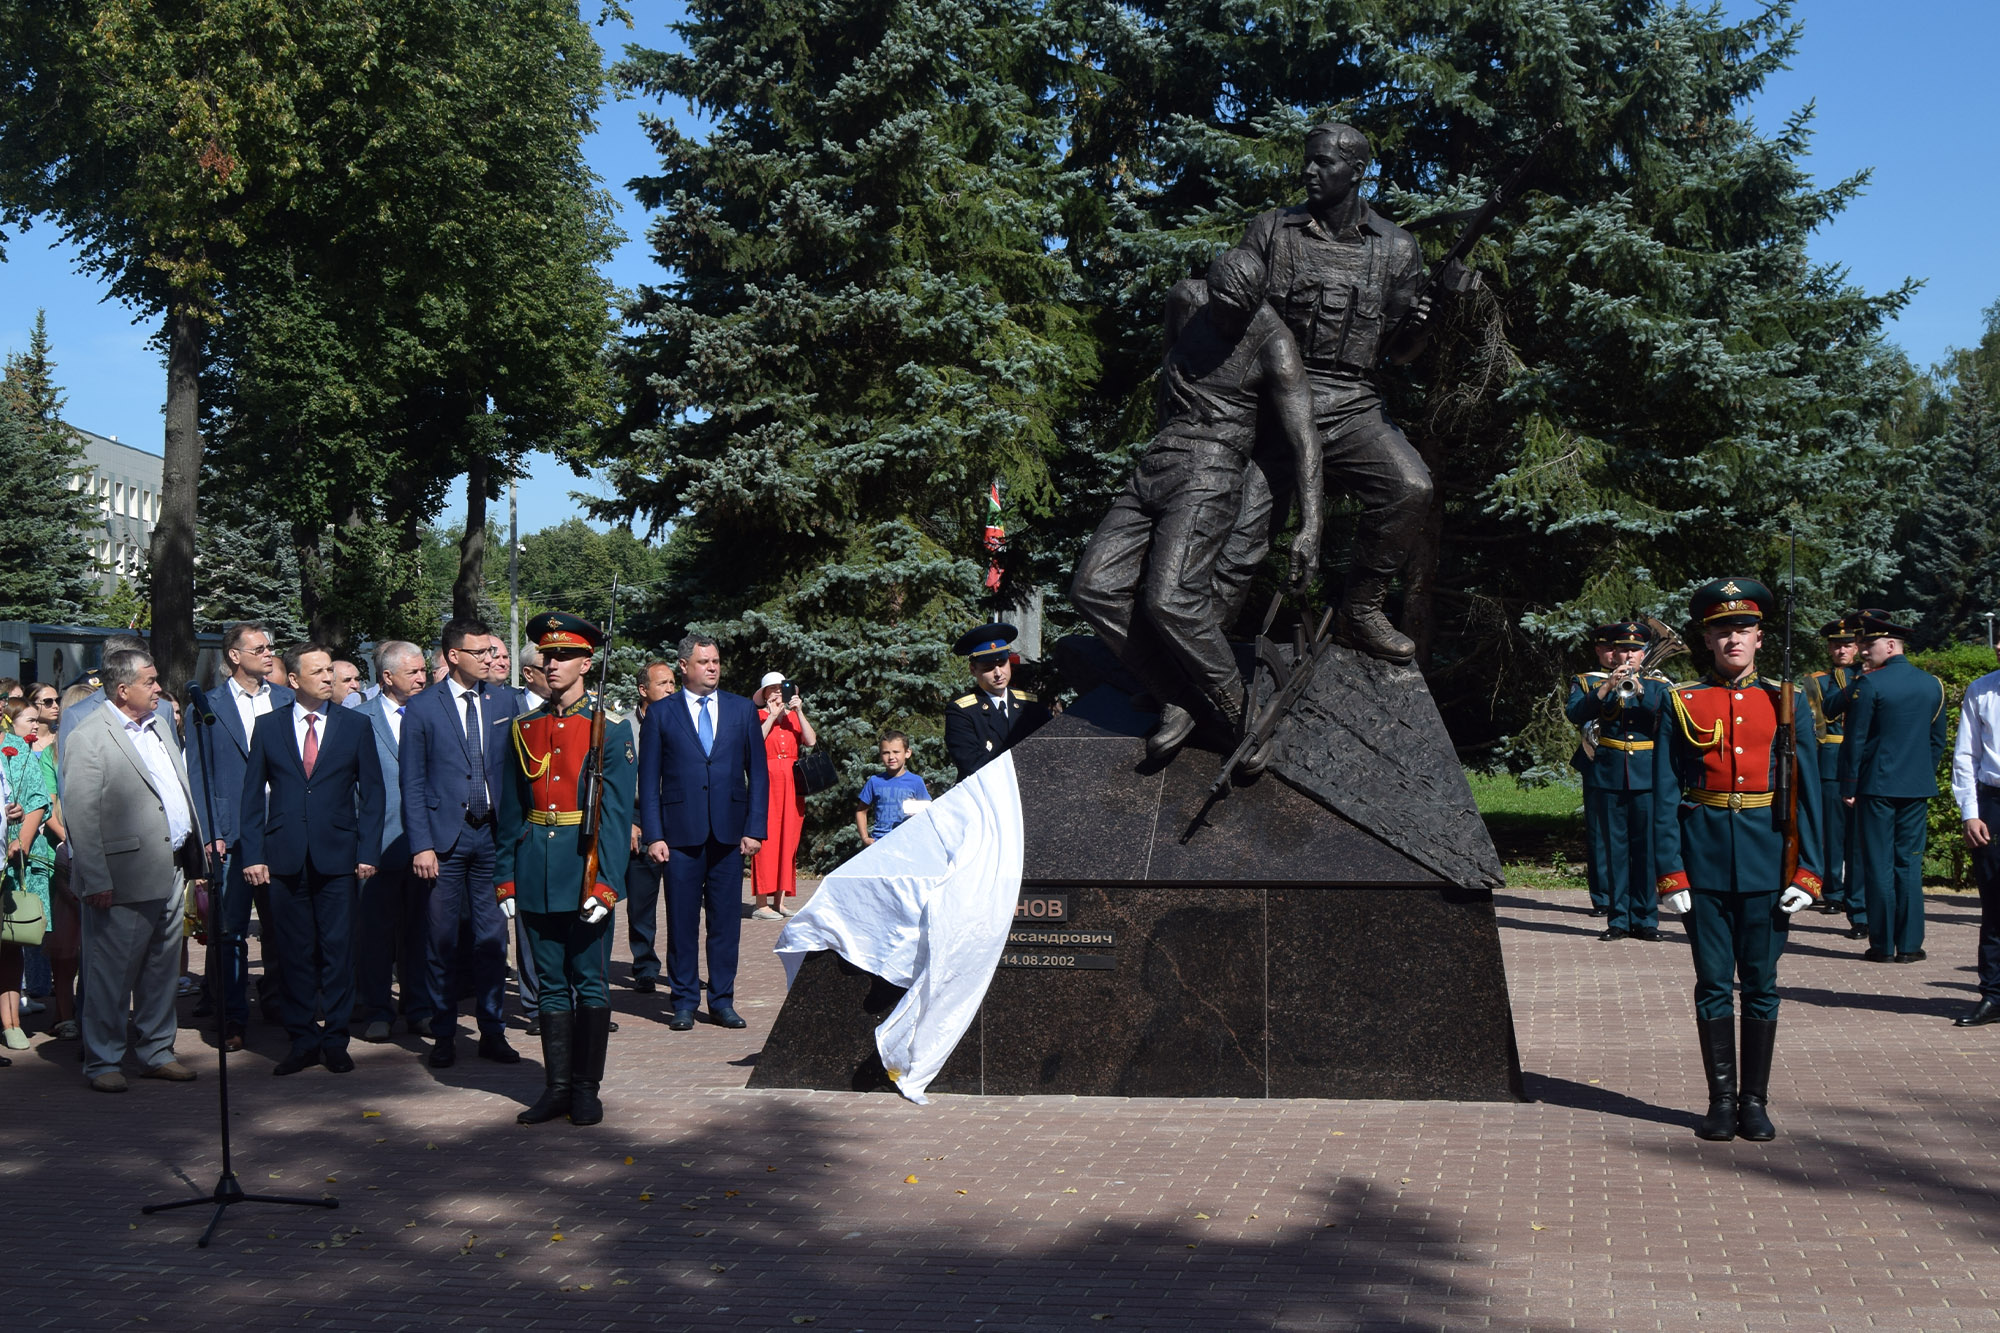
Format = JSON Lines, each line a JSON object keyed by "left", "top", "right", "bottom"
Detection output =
{"left": 751, "top": 672, "right": 816, "bottom": 919}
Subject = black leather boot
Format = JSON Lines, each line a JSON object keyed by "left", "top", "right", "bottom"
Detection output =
{"left": 1694, "top": 1016, "right": 1737, "bottom": 1141}
{"left": 1146, "top": 704, "right": 1197, "bottom": 761}
{"left": 1334, "top": 576, "right": 1416, "bottom": 663}
{"left": 568, "top": 1006, "right": 612, "bottom": 1126}
{"left": 1736, "top": 1016, "right": 1777, "bottom": 1141}
{"left": 515, "top": 1009, "right": 574, "bottom": 1125}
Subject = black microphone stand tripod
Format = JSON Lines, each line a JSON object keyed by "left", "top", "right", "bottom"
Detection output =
{"left": 140, "top": 680, "right": 337, "bottom": 1247}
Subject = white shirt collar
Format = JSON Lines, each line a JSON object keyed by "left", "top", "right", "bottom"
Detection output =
{"left": 228, "top": 675, "right": 267, "bottom": 701}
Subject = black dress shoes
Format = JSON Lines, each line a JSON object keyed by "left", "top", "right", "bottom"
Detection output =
{"left": 478, "top": 1033, "right": 522, "bottom": 1064}
{"left": 323, "top": 1047, "right": 356, "bottom": 1074}
{"left": 710, "top": 1004, "right": 747, "bottom": 1029}
{"left": 1844, "top": 927, "right": 1870, "bottom": 940}
{"left": 1586, "top": 907, "right": 1607, "bottom": 918}
{"left": 1895, "top": 950, "right": 1927, "bottom": 963}
{"left": 427, "top": 1037, "right": 456, "bottom": 1068}
{"left": 667, "top": 1008, "right": 695, "bottom": 1032}
{"left": 1630, "top": 926, "right": 1663, "bottom": 942}
{"left": 524, "top": 1017, "right": 542, "bottom": 1037}
{"left": 1863, "top": 949, "right": 1892, "bottom": 962}
{"left": 273, "top": 1049, "right": 320, "bottom": 1076}
{"left": 631, "top": 976, "right": 656, "bottom": 994}
{"left": 1599, "top": 927, "right": 1629, "bottom": 942}
{"left": 1955, "top": 998, "right": 2000, "bottom": 1027}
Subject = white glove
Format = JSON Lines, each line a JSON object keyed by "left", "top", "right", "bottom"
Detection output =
{"left": 1778, "top": 886, "right": 1814, "bottom": 914}
{"left": 499, "top": 896, "right": 517, "bottom": 919}
{"left": 580, "top": 898, "right": 610, "bottom": 925}
{"left": 1662, "top": 890, "right": 1691, "bottom": 916}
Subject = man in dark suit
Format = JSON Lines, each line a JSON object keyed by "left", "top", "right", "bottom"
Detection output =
{"left": 944, "top": 622, "right": 1053, "bottom": 780}
{"left": 638, "top": 633, "right": 767, "bottom": 1031}
{"left": 185, "top": 621, "right": 295, "bottom": 1049}
{"left": 624, "top": 660, "right": 678, "bottom": 994}
{"left": 240, "top": 645, "right": 386, "bottom": 1075}
{"left": 353, "top": 640, "right": 431, "bottom": 1042}
{"left": 1839, "top": 609, "right": 1949, "bottom": 964}
{"left": 400, "top": 618, "right": 521, "bottom": 1067}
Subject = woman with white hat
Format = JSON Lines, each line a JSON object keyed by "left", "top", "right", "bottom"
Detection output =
{"left": 751, "top": 672, "right": 816, "bottom": 919}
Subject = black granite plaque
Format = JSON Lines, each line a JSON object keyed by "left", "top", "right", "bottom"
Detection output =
{"left": 749, "top": 643, "right": 1524, "bottom": 1102}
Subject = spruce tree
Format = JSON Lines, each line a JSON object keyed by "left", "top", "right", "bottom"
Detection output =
{"left": 604, "top": 0, "right": 1095, "bottom": 837}
{"left": 1897, "top": 306, "right": 2000, "bottom": 646}
{"left": 0, "top": 313, "right": 105, "bottom": 622}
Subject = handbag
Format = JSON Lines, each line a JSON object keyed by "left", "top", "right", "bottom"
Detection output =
{"left": 793, "top": 750, "right": 839, "bottom": 798}
{"left": 2, "top": 859, "right": 47, "bottom": 947}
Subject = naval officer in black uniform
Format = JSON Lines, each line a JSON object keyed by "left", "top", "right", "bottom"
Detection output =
{"left": 944, "top": 623, "right": 1052, "bottom": 780}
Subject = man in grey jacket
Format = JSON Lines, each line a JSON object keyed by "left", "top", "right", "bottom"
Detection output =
{"left": 64, "top": 649, "right": 207, "bottom": 1092}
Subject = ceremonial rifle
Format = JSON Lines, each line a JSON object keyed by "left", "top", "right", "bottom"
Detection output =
{"left": 576, "top": 576, "right": 621, "bottom": 906}
{"left": 1387, "top": 122, "right": 1563, "bottom": 354}
{"left": 1776, "top": 537, "right": 1802, "bottom": 891}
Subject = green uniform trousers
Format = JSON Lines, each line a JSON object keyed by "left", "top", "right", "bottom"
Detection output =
{"left": 1685, "top": 889, "right": 1785, "bottom": 1021}
{"left": 522, "top": 910, "right": 612, "bottom": 1012}
{"left": 1856, "top": 795, "right": 1927, "bottom": 956}
{"left": 1584, "top": 788, "right": 1656, "bottom": 933}
{"left": 1821, "top": 777, "right": 1867, "bottom": 924}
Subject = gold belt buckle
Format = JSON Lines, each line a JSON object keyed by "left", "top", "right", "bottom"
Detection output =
{"left": 1728, "top": 792, "right": 1744, "bottom": 810}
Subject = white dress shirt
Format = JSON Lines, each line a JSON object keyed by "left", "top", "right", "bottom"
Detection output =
{"left": 1952, "top": 668, "right": 2000, "bottom": 819}
{"left": 683, "top": 686, "right": 718, "bottom": 734}
{"left": 985, "top": 690, "right": 1010, "bottom": 717}
{"left": 454, "top": 682, "right": 490, "bottom": 802}
{"left": 227, "top": 674, "right": 277, "bottom": 742}
{"left": 384, "top": 699, "right": 407, "bottom": 747}
{"left": 293, "top": 700, "right": 332, "bottom": 763}
{"left": 123, "top": 712, "right": 193, "bottom": 845}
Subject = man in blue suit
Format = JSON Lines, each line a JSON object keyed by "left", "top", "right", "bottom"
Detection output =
{"left": 1840, "top": 609, "right": 1949, "bottom": 964}
{"left": 400, "top": 618, "right": 521, "bottom": 1067}
{"left": 353, "top": 640, "right": 431, "bottom": 1042}
{"left": 240, "top": 645, "right": 386, "bottom": 1075}
{"left": 185, "top": 622, "right": 294, "bottom": 1049}
{"left": 638, "top": 633, "right": 768, "bottom": 1031}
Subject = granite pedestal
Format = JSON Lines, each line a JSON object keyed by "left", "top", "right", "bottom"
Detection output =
{"left": 750, "top": 646, "right": 1524, "bottom": 1101}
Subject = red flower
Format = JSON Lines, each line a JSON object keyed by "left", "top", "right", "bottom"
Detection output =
{"left": 0, "top": 746, "right": 17, "bottom": 759}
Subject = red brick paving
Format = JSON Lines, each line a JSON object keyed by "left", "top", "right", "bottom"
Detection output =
{"left": 7, "top": 885, "right": 2000, "bottom": 1331}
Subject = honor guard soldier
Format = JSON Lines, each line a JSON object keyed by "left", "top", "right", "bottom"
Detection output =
{"left": 1565, "top": 622, "right": 1665, "bottom": 942}
{"left": 1804, "top": 616, "right": 1868, "bottom": 936}
{"left": 1653, "top": 578, "right": 1824, "bottom": 1142}
{"left": 944, "top": 623, "right": 1053, "bottom": 781}
{"left": 1839, "top": 609, "right": 1948, "bottom": 964}
{"left": 495, "top": 612, "right": 636, "bottom": 1127}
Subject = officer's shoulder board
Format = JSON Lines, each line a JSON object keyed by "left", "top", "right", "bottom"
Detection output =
{"left": 954, "top": 694, "right": 979, "bottom": 709}
{"left": 1008, "top": 688, "right": 1033, "bottom": 702}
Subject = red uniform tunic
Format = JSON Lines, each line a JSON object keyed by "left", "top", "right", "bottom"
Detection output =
{"left": 751, "top": 709, "right": 806, "bottom": 898}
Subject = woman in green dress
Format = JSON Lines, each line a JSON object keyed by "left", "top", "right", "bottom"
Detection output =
{"left": 24, "top": 685, "right": 75, "bottom": 1038}
{"left": 1, "top": 697, "right": 52, "bottom": 1050}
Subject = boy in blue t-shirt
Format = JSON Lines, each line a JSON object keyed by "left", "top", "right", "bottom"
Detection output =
{"left": 855, "top": 731, "right": 931, "bottom": 845}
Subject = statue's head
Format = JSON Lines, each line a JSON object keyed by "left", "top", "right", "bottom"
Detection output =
{"left": 1204, "top": 248, "right": 1267, "bottom": 336}
{"left": 1303, "top": 122, "right": 1370, "bottom": 207}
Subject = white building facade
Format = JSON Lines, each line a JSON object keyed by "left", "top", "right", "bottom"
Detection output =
{"left": 65, "top": 425, "right": 164, "bottom": 593}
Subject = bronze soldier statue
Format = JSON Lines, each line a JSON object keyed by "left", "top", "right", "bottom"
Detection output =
{"left": 1071, "top": 248, "right": 1324, "bottom": 759}
{"left": 1234, "top": 122, "right": 1435, "bottom": 663}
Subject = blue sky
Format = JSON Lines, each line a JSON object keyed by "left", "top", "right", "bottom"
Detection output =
{"left": 2, "top": 0, "right": 1992, "bottom": 535}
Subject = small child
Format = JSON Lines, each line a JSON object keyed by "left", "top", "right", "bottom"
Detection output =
{"left": 854, "top": 732, "right": 931, "bottom": 846}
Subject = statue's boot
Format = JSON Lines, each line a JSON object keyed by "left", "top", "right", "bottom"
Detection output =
{"left": 1693, "top": 1015, "right": 1737, "bottom": 1141}
{"left": 516, "top": 1008, "right": 574, "bottom": 1125}
{"left": 1736, "top": 1016, "right": 1778, "bottom": 1141}
{"left": 1334, "top": 576, "right": 1416, "bottom": 663}
{"left": 1147, "top": 704, "right": 1197, "bottom": 762}
{"left": 568, "top": 1005, "right": 612, "bottom": 1126}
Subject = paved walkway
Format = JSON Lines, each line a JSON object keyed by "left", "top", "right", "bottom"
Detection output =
{"left": 7, "top": 886, "right": 2000, "bottom": 1331}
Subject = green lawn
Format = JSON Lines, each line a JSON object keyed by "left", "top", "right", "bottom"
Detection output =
{"left": 1466, "top": 771, "right": 1589, "bottom": 891}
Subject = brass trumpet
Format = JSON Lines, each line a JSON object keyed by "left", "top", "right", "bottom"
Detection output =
{"left": 1612, "top": 616, "right": 1691, "bottom": 701}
